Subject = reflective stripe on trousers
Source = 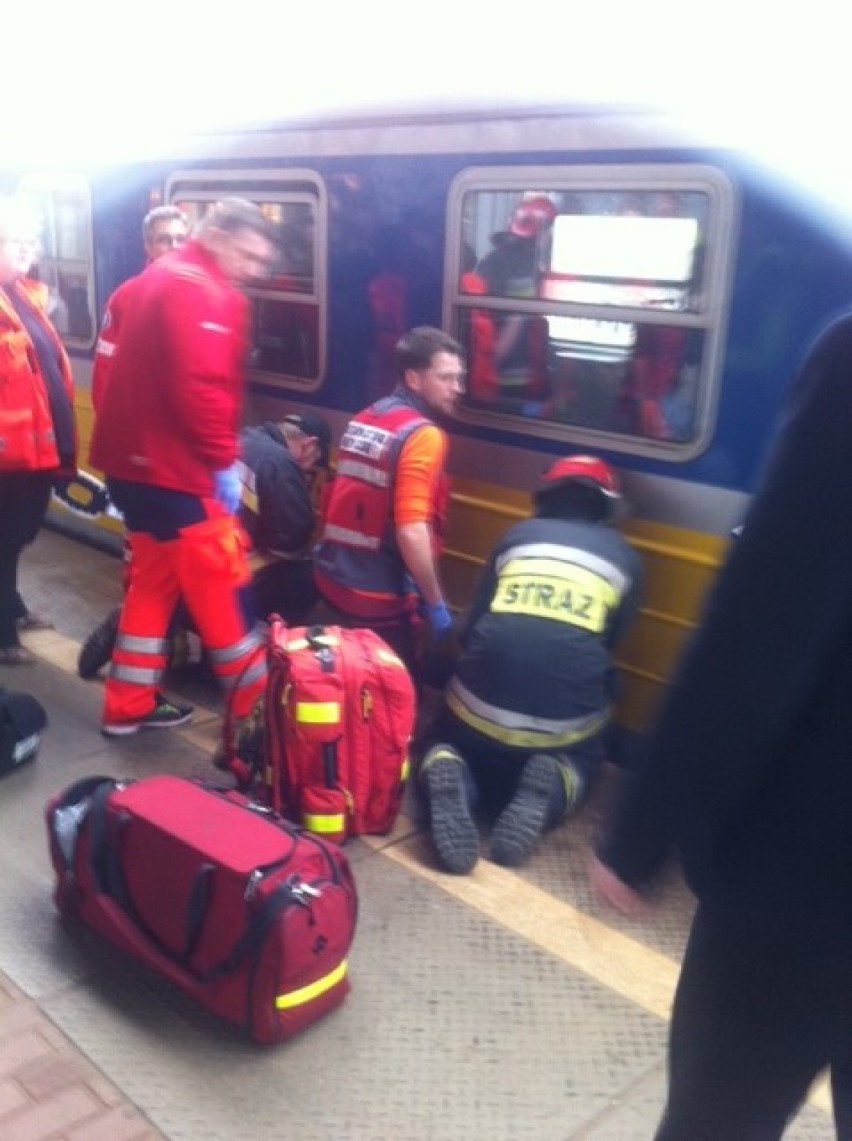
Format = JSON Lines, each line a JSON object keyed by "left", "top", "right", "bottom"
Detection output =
{"left": 104, "top": 515, "right": 267, "bottom": 723}
{"left": 445, "top": 676, "right": 610, "bottom": 751}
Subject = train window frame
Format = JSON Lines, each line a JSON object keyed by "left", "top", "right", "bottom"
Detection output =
{"left": 444, "top": 163, "right": 738, "bottom": 462}
{"left": 15, "top": 170, "right": 97, "bottom": 351}
{"left": 164, "top": 168, "right": 327, "bottom": 391}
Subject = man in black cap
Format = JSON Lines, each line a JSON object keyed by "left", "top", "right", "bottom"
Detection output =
{"left": 238, "top": 412, "right": 331, "bottom": 625}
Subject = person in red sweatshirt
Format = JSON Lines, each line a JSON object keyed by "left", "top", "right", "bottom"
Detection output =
{"left": 89, "top": 198, "right": 275, "bottom": 736}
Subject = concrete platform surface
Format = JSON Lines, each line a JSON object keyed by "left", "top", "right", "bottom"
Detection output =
{"left": 0, "top": 527, "right": 834, "bottom": 1141}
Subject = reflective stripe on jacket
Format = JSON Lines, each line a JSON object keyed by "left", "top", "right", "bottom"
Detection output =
{"left": 314, "top": 389, "right": 448, "bottom": 618}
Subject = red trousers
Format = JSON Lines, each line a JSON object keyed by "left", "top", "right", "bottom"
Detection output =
{"left": 104, "top": 515, "right": 266, "bottom": 724}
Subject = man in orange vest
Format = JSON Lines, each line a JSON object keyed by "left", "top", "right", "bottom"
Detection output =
{"left": 314, "top": 326, "right": 464, "bottom": 675}
{"left": 89, "top": 198, "right": 276, "bottom": 736}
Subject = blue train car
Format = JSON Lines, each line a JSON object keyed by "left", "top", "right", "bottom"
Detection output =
{"left": 6, "top": 102, "right": 852, "bottom": 729}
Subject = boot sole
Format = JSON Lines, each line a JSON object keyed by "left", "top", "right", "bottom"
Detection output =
{"left": 424, "top": 760, "right": 479, "bottom": 875}
{"left": 491, "top": 754, "right": 560, "bottom": 868}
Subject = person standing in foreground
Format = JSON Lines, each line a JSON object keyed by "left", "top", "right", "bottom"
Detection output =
{"left": 89, "top": 198, "right": 275, "bottom": 735}
{"left": 0, "top": 196, "right": 77, "bottom": 665}
{"left": 420, "top": 456, "right": 642, "bottom": 874}
{"left": 78, "top": 205, "right": 189, "bottom": 679}
{"left": 590, "top": 313, "right": 852, "bottom": 1139}
{"left": 314, "top": 326, "right": 464, "bottom": 674}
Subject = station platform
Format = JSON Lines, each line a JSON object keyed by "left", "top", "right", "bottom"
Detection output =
{"left": 0, "top": 527, "right": 834, "bottom": 1141}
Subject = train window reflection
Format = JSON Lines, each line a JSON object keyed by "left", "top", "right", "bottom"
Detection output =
{"left": 16, "top": 171, "right": 95, "bottom": 348}
{"left": 167, "top": 171, "right": 325, "bottom": 389}
{"left": 450, "top": 170, "right": 729, "bottom": 456}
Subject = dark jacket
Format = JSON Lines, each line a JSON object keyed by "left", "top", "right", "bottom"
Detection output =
{"left": 238, "top": 423, "right": 314, "bottom": 555}
{"left": 447, "top": 514, "right": 642, "bottom": 750}
{"left": 599, "top": 311, "right": 852, "bottom": 905}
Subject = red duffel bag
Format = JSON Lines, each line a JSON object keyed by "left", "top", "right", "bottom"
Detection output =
{"left": 46, "top": 774, "right": 357, "bottom": 1044}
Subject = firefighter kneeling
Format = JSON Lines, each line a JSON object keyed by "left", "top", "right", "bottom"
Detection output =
{"left": 419, "top": 455, "right": 643, "bottom": 874}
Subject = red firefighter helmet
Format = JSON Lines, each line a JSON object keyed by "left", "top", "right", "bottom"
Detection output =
{"left": 539, "top": 454, "right": 621, "bottom": 500}
{"left": 508, "top": 196, "right": 557, "bottom": 239}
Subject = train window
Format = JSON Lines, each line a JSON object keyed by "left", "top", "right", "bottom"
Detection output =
{"left": 165, "top": 171, "right": 326, "bottom": 390}
{"left": 16, "top": 171, "right": 96, "bottom": 348}
{"left": 448, "top": 168, "right": 735, "bottom": 459}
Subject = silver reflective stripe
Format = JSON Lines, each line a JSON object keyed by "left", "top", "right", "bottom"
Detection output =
{"left": 110, "top": 663, "right": 161, "bottom": 686}
{"left": 336, "top": 459, "right": 389, "bottom": 487}
{"left": 234, "top": 659, "right": 267, "bottom": 691}
{"left": 322, "top": 523, "right": 381, "bottom": 550}
{"left": 208, "top": 633, "right": 262, "bottom": 666}
{"left": 219, "top": 658, "right": 267, "bottom": 692}
{"left": 495, "top": 542, "right": 629, "bottom": 594}
{"left": 447, "top": 677, "right": 603, "bottom": 737}
{"left": 115, "top": 633, "right": 171, "bottom": 656}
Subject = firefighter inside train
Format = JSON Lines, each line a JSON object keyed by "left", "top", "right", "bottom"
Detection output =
{"left": 418, "top": 455, "right": 643, "bottom": 874}
{"left": 470, "top": 194, "right": 556, "bottom": 407}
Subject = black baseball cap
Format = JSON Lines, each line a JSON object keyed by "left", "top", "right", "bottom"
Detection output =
{"left": 282, "top": 412, "right": 332, "bottom": 466}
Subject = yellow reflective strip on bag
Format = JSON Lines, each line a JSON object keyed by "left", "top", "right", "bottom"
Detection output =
{"left": 303, "top": 811, "right": 347, "bottom": 834}
{"left": 294, "top": 701, "right": 341, "bottom": 725}
{"left": 275, "top": 960, "right": 348, "bottom": 1010}
{"left": 400, "top": 755, "right": 410, "bottom": 781}
{"left": 376, "top": 648, "right": 404, "bottom": 667}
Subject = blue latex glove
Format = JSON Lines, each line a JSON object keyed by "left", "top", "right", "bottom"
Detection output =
{"left": 213, "top": 463, "right": 242, "bottom": 514}
{"left": 425, "top": 600, "right": 453, "bottom": 638}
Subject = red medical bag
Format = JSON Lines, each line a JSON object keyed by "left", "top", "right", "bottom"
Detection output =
{"left": 259, "top": 620, "right": 416, "bottom": 843}
{"left": 46, "top": 774, "right": 357, "bottom": 1044}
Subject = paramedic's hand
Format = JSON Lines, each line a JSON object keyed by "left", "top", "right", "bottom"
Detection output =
{"left": 425, "top": 601, "right": 454, "bottom": 639}
{"left": 213, "top": 463, "right": 242, "bottom": 514}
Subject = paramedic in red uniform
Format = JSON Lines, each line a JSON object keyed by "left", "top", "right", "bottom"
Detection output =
{"left": 314, "top": 326, "right": 464, "bottom": 674}
{"left": 77, "top": 205, "right": 189, "bottom": 679}
{"left": 89, "top": 198, "right": 276, "bottom": 735}
{"left": 91, "top": 205, "right": 188, "bottom": 411}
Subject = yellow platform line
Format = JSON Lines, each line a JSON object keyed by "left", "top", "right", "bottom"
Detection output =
{"left": 366, "top": 824, "right": 832, "bottom": 1117}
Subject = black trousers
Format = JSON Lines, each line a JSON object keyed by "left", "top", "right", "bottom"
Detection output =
{"left": 250, "top": 559, "right": 319, "bottom": 628}
{"left": 655, "top": 885, "right": 852, "bottom": 1140}
{"left": 0, "top": 473, "right": 53, "bottom": 647}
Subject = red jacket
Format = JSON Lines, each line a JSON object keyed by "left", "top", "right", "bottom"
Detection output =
{"left": 0, "top": 279, "right": 76, "bottom": 473}
{"left": 89, "top": 240, "right": 248, "bottom": 496}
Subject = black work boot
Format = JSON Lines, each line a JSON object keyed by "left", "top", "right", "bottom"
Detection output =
{"left": 490, "top": 754, "right": 566, "bottom": 868}
{"left": 77, "top": 607, "right": 121, "bottom": 679}
{"left": 421, "top": 745, "right": 479, "bottom": 875}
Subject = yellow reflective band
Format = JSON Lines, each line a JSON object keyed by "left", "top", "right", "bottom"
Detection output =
{"left": 490, "top": 557, "right": 616, "bottom": 633}
{"left": 446, "top": 688, "right": 608, "bottom": 750}
{"left": 275, "top": 960, "right": 348, "bottom": 1010}
{"left": 400, "top": 755, "right": 410, "bottom": 781}
{"left": 303, "top": 811, "right": 347, "bottom": 833}
{"left": 294, "top": 701, "right": 341, "bottom": 725}
{"left": 376, "top": 649, "right": 404, "bottom": 667}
